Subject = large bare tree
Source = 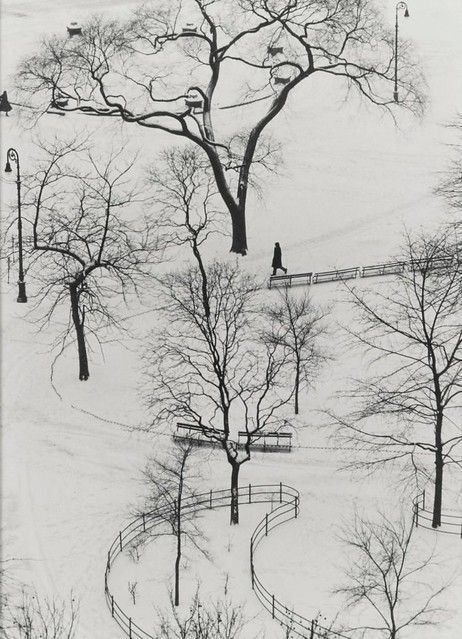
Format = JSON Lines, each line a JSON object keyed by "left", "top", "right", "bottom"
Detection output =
{"left": 23, "top": 138, "right": 159, "bottom": 380}
{"left": 331, "top": 231, "right": 462, "bottom": 528}
{"left": 144, "top": 261, "right": 292, "bottom": 525}
{"left": 16, "top": 0, "right": 424, "bottom": 255}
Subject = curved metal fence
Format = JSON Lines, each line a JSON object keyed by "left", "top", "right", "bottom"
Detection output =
{"left": 413, "top": 491, "right": 462, "bottom": 537}
{"left": 105, "top": 482, "right": 347, "bottom": 639}
{"left": 250, "top": 489, "right": 349, "bottom": 639}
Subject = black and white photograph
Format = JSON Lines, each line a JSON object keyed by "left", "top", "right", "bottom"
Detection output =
{"left": 1, "top": 1, "right": 461, "bottom": 637}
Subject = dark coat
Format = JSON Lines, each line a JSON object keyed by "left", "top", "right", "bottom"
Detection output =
{"left": 0, "top": 91, "right": 12, "bottom": 114}
{"left": 272, "top": 244, "right": 282, "bottom": 268}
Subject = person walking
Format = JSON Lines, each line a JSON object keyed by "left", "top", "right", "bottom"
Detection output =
{"left": 0, "top": 91, "right": 12, "bottom": 116}
{"left": 271, "top": 242, "right": 287, "bottom": 276}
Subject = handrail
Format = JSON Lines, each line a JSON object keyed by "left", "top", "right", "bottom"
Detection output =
{"left": 105, "top": 483, "right": 346, "bottom": 639}
{"left": 413, "top": 491, "right": 462, "bottom": 537}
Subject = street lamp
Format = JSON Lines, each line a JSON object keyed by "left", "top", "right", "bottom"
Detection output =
{"left": 394, "top": 2, "right": 410, "bottom": 103}
{"left": 4, "top": 148, "right": 27, "bottom": 302}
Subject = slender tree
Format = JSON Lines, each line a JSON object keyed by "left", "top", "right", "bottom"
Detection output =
{"left": 16, "top": 0, "right": 425, "bottom": 255}
{"left": 22, "top": 138, "right": 160, "bottom": 380}
{"left": 331, "top": 231, "right": 462, "bottom": 528}
{"left": 335, "top": 511, "right": 447, "bottom": 639}
{"left": 262, "top": 288, "right": 329, "bottom": 414}
{"left": 139, "top": 441, "right": 207, "bottom": 607}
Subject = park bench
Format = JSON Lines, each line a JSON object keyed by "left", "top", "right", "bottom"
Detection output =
{"left": 173, "top": 422, "right": 220, "bottom": 448}
{"left": 67, "top": 22, "right": 82, "bottom": 37}
{"left": 361, "top": 262, "right": 406, "bottom": 278}
{"left": 269, "top": 272, "right": 312, "bottom": 288}
{"left": 408, "top": 255, "right": 454, "bottom": 272}
{"left": 312, "top": 266, "right": 360, "bottom": 284}
{"left": 237, "top": 431, "right": 292, "bottom": 453}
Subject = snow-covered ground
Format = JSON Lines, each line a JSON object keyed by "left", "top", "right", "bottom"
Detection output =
{"left": 1, "top": 1, "right": 462, "bottom": 638}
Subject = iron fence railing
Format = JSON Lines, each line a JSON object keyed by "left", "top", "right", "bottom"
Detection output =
{"left": 413, "top": 491, "right": 462, "bottom": 537}
{"left": 105, "top": 483, "right": 346, "bottom": 639}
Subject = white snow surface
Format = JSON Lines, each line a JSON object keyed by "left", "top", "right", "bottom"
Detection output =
{"left": 1, "top": 1, "right": 462, "bottom": 638}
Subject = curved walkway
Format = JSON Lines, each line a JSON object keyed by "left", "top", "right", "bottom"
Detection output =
{"left": 104, "top": 483, "right": 348, "bottom": 639}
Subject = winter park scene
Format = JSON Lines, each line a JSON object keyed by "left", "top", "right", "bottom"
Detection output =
{"left": 1, "top": 0, "right": 462, "bottom": 637}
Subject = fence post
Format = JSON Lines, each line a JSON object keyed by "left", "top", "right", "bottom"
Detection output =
{"left": 129, "top": 617, "right": 132, "bottom": 639}
{"left": 7, "top": 257, "right": 10, "bottom": 283}
{"left": 294, "top": 496, "right": 298, "bottom": 519}
{"left": 272, "top": 594, "right": 275, "bottom": 619}
{"left": 209, "top": 489, "right": 213, "bottom": 509}
{"left": 249, "top": 484, "right": 251, "bottom": 504}
{"left": 111, "top": 595, "right": 114, "bottom": 617}
{"left": 142, "top": 513, "right": 146, "bottom": 532}
{"left": 265, "top": 513, "right": 268, "bottom": 536}
{"left": 279, "top": 482, "right": 282, "bottom": 503}
{"left": 119, "top": 531, "right": 123, "bottom": 551}
{"left": 460, "top": 520, "right": 462, "bottom": 539}
{"left": 422, "top": 489, "right": 426, "bottom": 510}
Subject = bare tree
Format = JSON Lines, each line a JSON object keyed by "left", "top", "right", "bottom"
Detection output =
{"left": 157, "top": 587, "right": 257, "bottom": 639}
{"left": 128, "top": 581, "right": 138, "bottom": 606}
{"left": 335, "top": 511, "right": 447, "bottom": 639}
{"left": 1, "top": 588, "right": 78, "bottom": 639}
{"left": 144, "top": 260, "right": 292, "bottom": 525}
{"left": 16, "top": 0, "right": 425, "bottom": 255}
{"left": 331, "top": 231, "right": 462, "bottom": 528}
{"left": 139, "top": 441, "right": 207, "bottom": 606}
{"left": 148, "top": 144, "right": 228, "bottom": 268}
{"left": 21, "top": 137, "right": 160, "bottom": 380}
{"left": 262, "top": 288, "right": 329, "bottom": 414}
{"left": 435, "top": 117, "right": 462, "bottom": 215}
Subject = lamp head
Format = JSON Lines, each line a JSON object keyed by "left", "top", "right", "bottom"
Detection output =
{"left": 4, "top": 160, "right": 12, "bottom": 173}
{"left": 404, "top": 8, "right": 410, "bottom": 17}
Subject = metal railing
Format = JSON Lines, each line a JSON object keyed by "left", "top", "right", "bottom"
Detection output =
{"left": 269, "top": 255, "right": 461, "bottom": 289}
{"left": 413, "top": 491, "right": 462, "bottom": 537}
{"left": 250, "top": 487, "right": 349, "bottom": 639}
{"left": 105, "top": 483, "right": 346, "bottom": 639}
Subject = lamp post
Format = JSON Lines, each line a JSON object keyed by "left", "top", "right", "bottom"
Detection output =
{"left": 5, "top": 148, "right": 27, "bottom": 302}
{"left": 394, "top": 2, "right": 410, "bottom": 103}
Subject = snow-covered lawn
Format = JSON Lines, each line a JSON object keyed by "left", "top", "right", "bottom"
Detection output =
{"left": 2, "top": 1, "right": 462, "bottom": 638}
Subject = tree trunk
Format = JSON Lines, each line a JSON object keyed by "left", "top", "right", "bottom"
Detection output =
{"left": 432, "top": 411, "right": 444, "bottom": 528}
{"left": 432, "top": 447, "right": 444, "bottom": 529}
{"left": 230, "top": 204, "right": 247, "bottom": 256}
{"left": 174, "top": 530, "right": 181, "bottom": 606}
{"left": 69, "top": 284, "right": 89, "bottom": 381}
{"left": 230, "top": 462, "right": 240, "bottom": 525}
{"left": 294, "top": 364, "right": 300, "bottom": 415}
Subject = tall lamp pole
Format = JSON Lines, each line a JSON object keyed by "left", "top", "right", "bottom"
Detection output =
{"left": 5, "top": 148, "right": 27, "bottom": 303}
{"left": 394, "top": 2, "right": 410, "bottom": 103}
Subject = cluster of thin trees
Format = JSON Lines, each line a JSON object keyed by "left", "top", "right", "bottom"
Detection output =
{"left": 2, "top": 1, "right": 461, "bottom": 637}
